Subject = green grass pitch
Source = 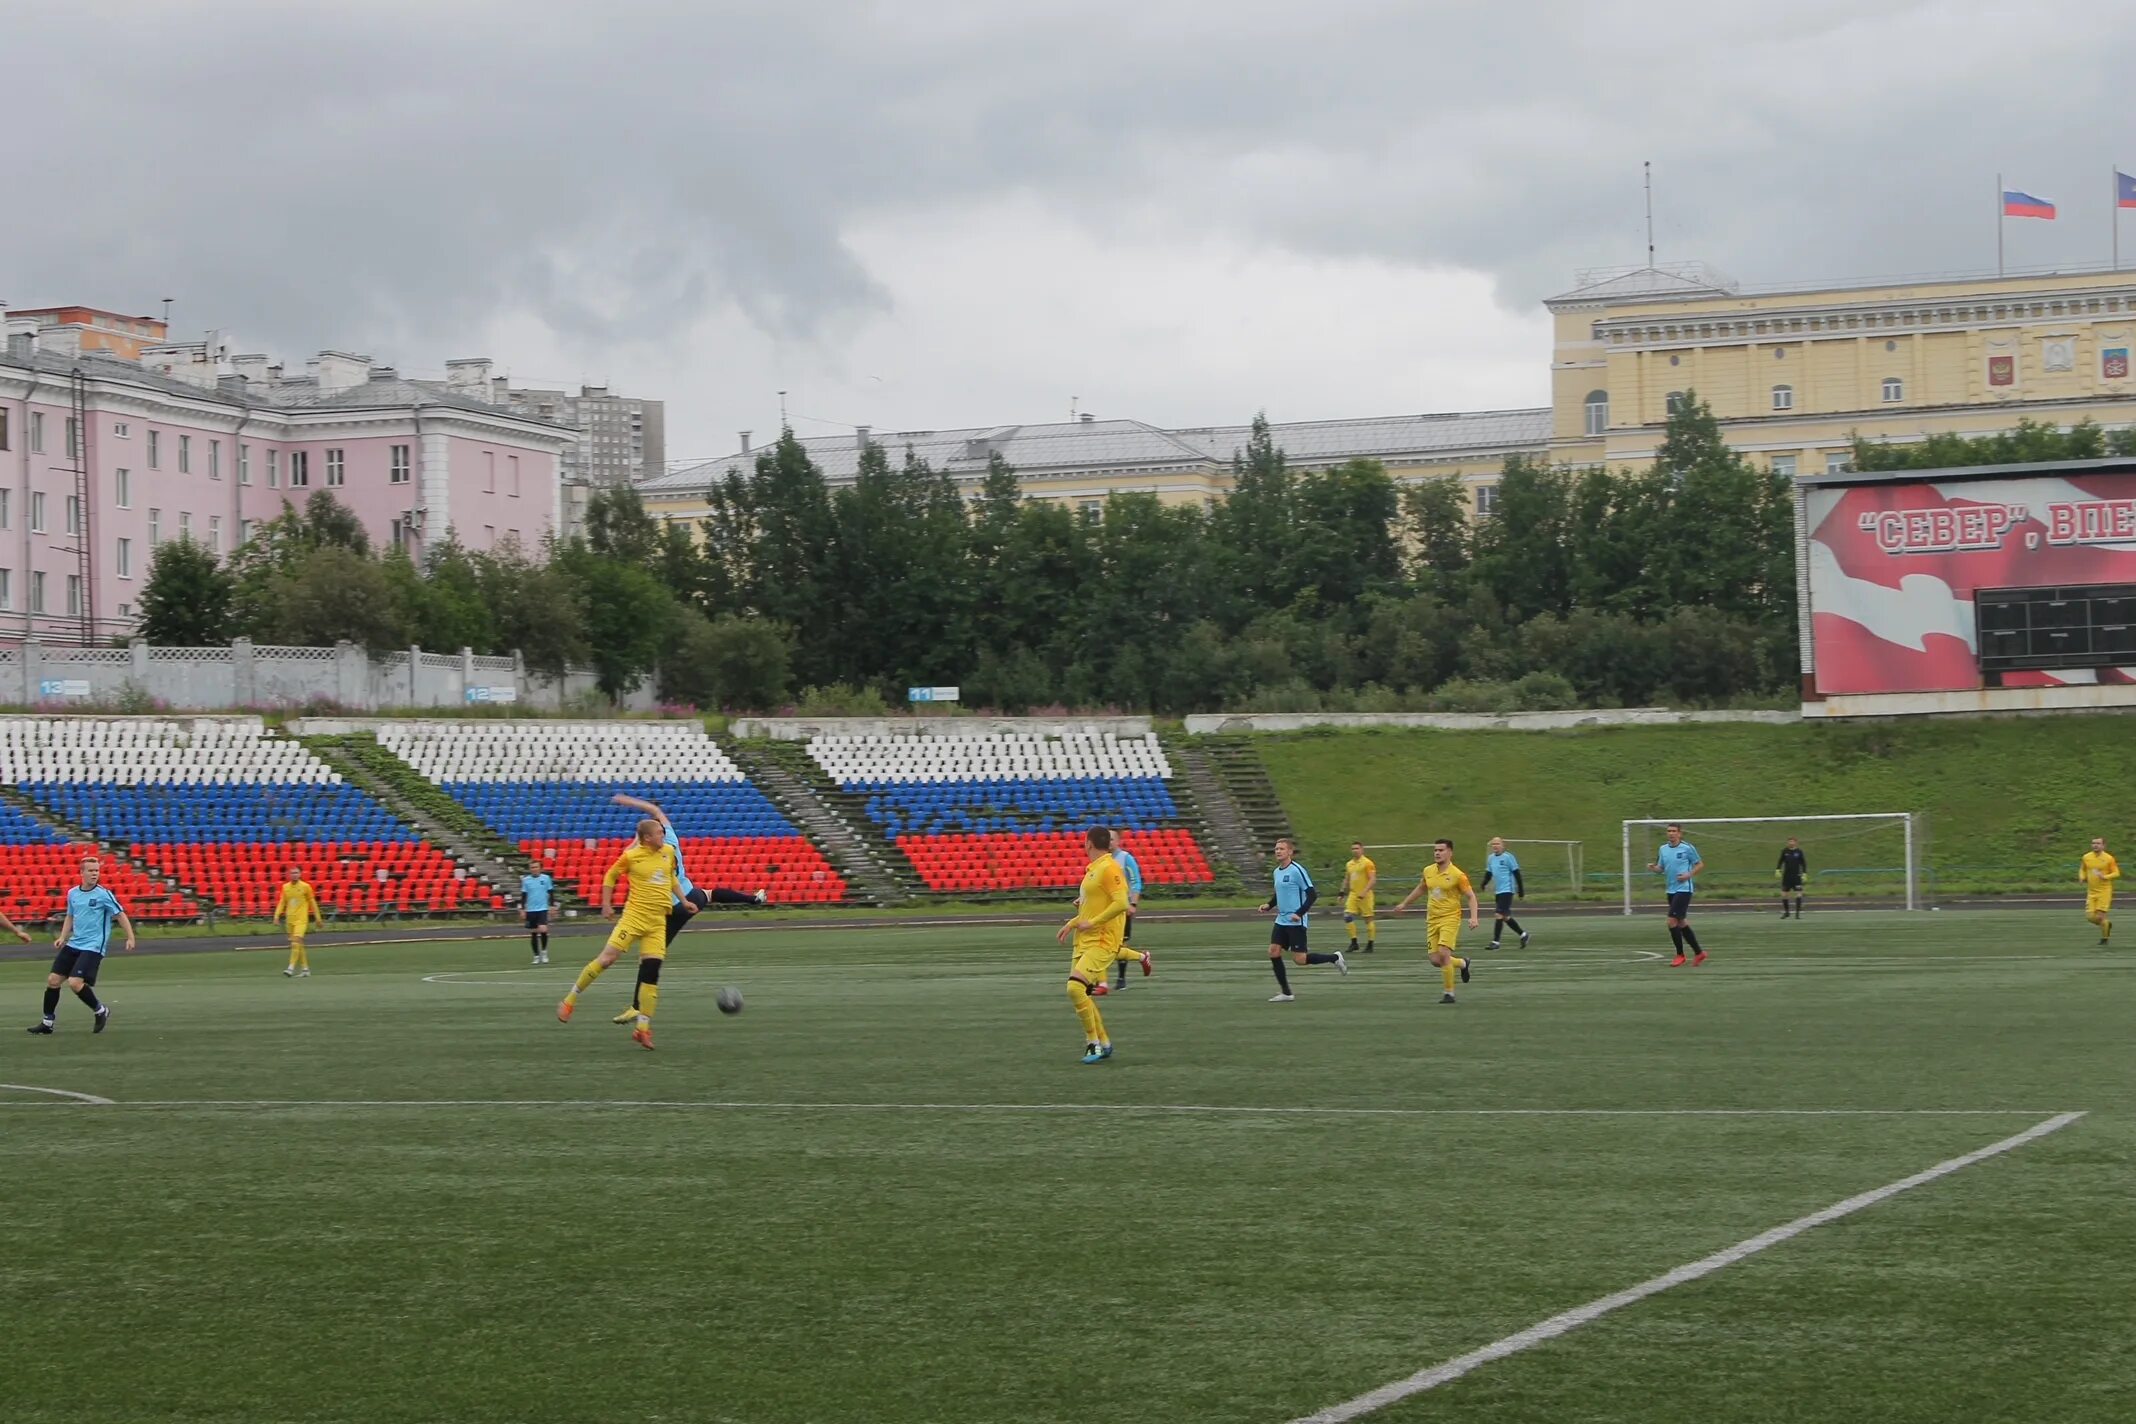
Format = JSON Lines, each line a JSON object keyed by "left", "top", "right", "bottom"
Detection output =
{"left": 5, "top": 908, "right": 2134, "bottom": 1423}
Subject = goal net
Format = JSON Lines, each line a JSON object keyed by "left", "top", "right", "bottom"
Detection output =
{"left": 1371, "top": 839, "right": 1585, "bottom": 900}
{"left": 1619, "top": 814, "right": 1925, "bottom": 914}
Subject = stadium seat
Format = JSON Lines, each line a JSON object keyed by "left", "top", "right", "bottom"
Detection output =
{"left": 806, "top": 732, "right": 1214, "bottom": 892}
{"left": 376, "top": 721, "right": 847, "bottom": 905}
{"left": 0, "top": 718, "right": 492, "bottom": 919}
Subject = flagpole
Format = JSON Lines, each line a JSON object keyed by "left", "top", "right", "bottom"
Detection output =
{"left": 2115, "top": 165, "right": 2121, "bottom": 271}
{"left": 1997, "top": 171, "right": 2005, "bottom": 277}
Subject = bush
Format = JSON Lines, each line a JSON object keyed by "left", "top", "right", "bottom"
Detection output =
{"left": 1425, "top": 678, "right": 1519, "bottom": 714}
{"left": 793, "top": 682, "right": 894, "bottom": 716}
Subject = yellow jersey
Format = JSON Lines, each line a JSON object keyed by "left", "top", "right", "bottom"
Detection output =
{"left": 604, "top": 842, "right": 680, "bottom": 931}
{"left": 1344, "top": 856, "right": 1377, "bottom": 898}
{"left": 276, "top": 880, "right": 320, "bottom": 927}
{"left": 1074, "top": 854, "right": 1131, "bottom": 953}
{"left": 1419, "top": 862, "right": 1472, "bottom": 921}
{"left": 2081, "top": 850, "right": 2120, "bottom": 890}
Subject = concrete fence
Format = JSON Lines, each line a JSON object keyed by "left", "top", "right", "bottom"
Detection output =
{"left": 0, "top": 639, "right": 654, "bottom": 713}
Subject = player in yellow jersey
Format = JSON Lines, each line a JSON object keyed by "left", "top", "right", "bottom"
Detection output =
{"left": 2080, "top": 836, "right": 2119, "bottom": 946}
{"left": 1394, "top": 838, "right": 1479, "bottom": 1004}
{"left": 557, "top": 819, "right": 678, "bottom": 1049}
{"left": 1343, "top": 841, "right": 1378, "bottom": 956}
{"left": 273, "top": 867, "right": 321, "bottom": 978}
{"left": 1055, "top": 827, "right": 1137, "bottom": 1063}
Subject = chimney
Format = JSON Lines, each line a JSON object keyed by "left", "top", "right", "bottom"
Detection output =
{"left": 42, "top": 326, "right": 82, "bottom": 360}
{"left": 230, "top": 354, "right": 272, "bottom": 385}
{"left": 739, "top": 430, "right": 752, "bottom": 454}
{"left": 444, "top": 357, "right": 493, "bottom": 392}
{"left": 5, "top": 317, "right": 37, "bottom": 361}
{"left": 311, "top": 350, "right": 371, "bottom": 393}
{"left": 856, "top": 425, "right": 872, "bottom": 449}
{"left": 217, "top": 374, "right": 248, "bottom": 397}
{"left": 369, "top": 365, "right": 398, "bottom": 381}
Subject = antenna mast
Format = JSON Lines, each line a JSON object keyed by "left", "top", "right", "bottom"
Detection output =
{"left": 1644, "top": 161, "right": 1655, "bottom": 267}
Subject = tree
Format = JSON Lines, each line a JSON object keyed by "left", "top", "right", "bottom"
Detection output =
{"left": 582, "top": 485, "right": 665, "bottom": 565}
{"left": 1852, "top": 417, "right": 2108, "bottom": 472}
{"left": 386, "top": 540, "right": 494, "bottom": 653}
{"left": 556, "top": 545, "right": 677, "bottom": 696}
{"left": 1469, "top": 455, "right": 1574, "bottom": 621}
{"left": 660, "top": 611, "right": 795, "bottom": 711}
{"left": 256, "top": 546, "right": 407, "bottom": 650}
{"left": 1399, "top": 477, "right": 1472, "bottom": 594}
{"left": 1637, "top": 392, "right": 1792, "bottom": 623}
{"left": 475, "top": 541, "right": 592, "bottom": 679}
{"left": 136, "top": 538, "right": 235, "bottom": 645}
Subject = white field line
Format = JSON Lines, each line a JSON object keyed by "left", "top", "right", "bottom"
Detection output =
{"left": 0, "top": 1095, "right": 2071, "bottom": 1117}
{"left": 1287, "top": 1110, "right": 2087, "bottom": 1423}
{"left": 0, "top": 1082, "right": 114, "bottom": 1105}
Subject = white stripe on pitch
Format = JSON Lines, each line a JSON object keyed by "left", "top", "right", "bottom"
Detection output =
{"left": 1286, "top": 1110, "right": 2086, "bottom": 1423}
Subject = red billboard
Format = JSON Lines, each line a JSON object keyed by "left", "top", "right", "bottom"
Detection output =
{"left": 1805, "top": 467, "right": 2136, "bottom": 694}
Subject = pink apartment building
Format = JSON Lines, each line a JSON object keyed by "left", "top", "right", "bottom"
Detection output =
{"left": 0, "top": 323, "right": 573, "bottom": 643}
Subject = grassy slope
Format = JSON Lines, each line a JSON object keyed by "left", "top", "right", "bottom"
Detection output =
{"left": 1, "top": 912, "right": 2131, "bottom": 1423}
{"left": 1256, "top": 718, "right": 2135, "bottom": 899}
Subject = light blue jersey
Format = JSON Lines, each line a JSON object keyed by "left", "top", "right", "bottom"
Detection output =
{"left": 520, "top": 873, "right": 553, "bottom": 912}
{"left": 1656, "top": 841, "right": 1701, "bottom": 894}
{"left": 1272, "top": 860, "right": 1315, "bottom": 926}
{"left": 663, "top": 823, "right": 696, "bottom": 902}
{"left": 1113, "top": 848, "right": 1144, "bottom": 897}
{"left": 1484, "top": 850, "right": 1521, "bottom": 895}
{"left": 63, "top": 885, "right": 125, "bottom": 954}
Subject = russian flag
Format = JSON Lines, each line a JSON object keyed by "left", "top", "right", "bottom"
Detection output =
{"left": 2003, "top": 189, "right": 2056, "bottom": 220}
{"left": 2118, "top": 171, "right": 2136, "bottom": 210}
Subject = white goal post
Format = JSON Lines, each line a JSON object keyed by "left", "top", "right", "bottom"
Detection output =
{"left": 1619, "top": 814, "right": 1920, "bottom": 915}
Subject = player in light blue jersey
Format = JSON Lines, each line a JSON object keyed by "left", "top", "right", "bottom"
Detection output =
{"left": 1482, "top": 837, "right": 1529, "bottom": 951}
{"left": 1646, "top": 823, "right": 1708, "bottom": 966}
{"left": 520, "top": 862, "right": 555, "bottom": 965}
{"left": 1102, "top": 830, "right": 1150, "bottom": 994}
{"left": 607, "top": 794, "right": 768, "bottom": 1023}
{"left": 1259, "top": 837, "right": 1347, "bottom": 1002}
{"left": 27, "top": 856, "right": 135, "bottom": 1035}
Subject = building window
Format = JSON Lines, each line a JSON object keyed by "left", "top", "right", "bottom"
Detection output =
{"left": 116, "top": 602, "right": 129, "bottom": 619}
{"left": 178, "top": 433, "right": 191, "bottom": 473}
{"left": 29, "top": 411, "right": 45, "bottom": 453}
{"left": 239, "top": 520, "right": 254, "bottom": 546}
{"left": 1078, "top": 500, "right": 1102, "bottom": 522}
{"left": 113, "top": 421, "right": 129, "bottom": 439}
{"left": 209, "top": 515, "right": 223, "bottom": 553}
{"left": 484, "top": 523, "right": 496, "bottom": 547}
{"left": 65, "top": 494, "right": 80, "bottom": 535}
{"left": 115, "top": 468, "right": 131, "bottom": 509}
{"left": 290, "top": 451, "right": 309, "bottom": 487}
{"left": 149, "top": 508, "right": 161, "bottom": 546}
{"left": 238, "top": 444, "right": 251, "bottom": 485}
{"left": 209, "top": 440, "right": 221, "bottom": 480}
{"left": 1664, "top": 391, "right": 1687, "bottom": 416}
{"left": 147, "top": 428, "right": 159, "bottom": 468}
{"left": 117, "top": 537, "right": 133, "bottom": 579}
{"left": 179, "top": 511, "right": 192, "bottom": 540}
{"left": 65, "top": 574, "right": 81, "bottom": 617}
{"left": 1825, "top": 452, "right": 1851, "bottom": 475}
{"left": 1583, "top": 390, "right": 1609, "bottom": 436}
{"left": 0, "top": 568, "right": 9, "bottom": 611}
{"left": 267, "top": 449, "right": 281, "bottom": 488}
{"left": 1882, "top": 377, "right": 1904, "bottom": 402}
{"left": 31, "top": 571, "right": 46, "bottom": 615}
{"left": 390, "top": 444, "right": 411, "bottom": 484}
{"left": 64, "top": 417, "right": 79, "bottom": 459}
{"left": 30, "top": 492, "right": 46, "bottom": 533}
{"left": 0, "top": 489, "right": 8, "bottom": 528}
{"left": 326, "top": 448, "right": 345, "bottom": 486}
{"left": 509, "top": 454, "right": 520, "bottom": 496}
{"left": 485, "top": 451, "right": 496, "bottom": 493}
{"left": 1474, "top": 484, "right": 1499, "bottom": 517}
{"left": 1771, "top": 454, "right": 1798, "bottom": 478}
{"left": 1771, "top": 384, "right": 1794, "bottom": 411}
{"left": 390, "top": 516, "right": 407, "bottom": 553}
{"left": 0, "top": 409, "right": 9, "bottom": 450}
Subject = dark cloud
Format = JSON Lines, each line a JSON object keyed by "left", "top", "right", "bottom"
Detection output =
{"left": 10, "top": 0, "right": 2134, "bottom": 387}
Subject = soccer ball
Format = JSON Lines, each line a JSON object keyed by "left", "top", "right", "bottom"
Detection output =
{"left": 716, "top": 986, "right": 744, "bottom": 1016}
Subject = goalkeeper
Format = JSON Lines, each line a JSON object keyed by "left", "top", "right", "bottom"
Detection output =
{"left": 1776, "top": 837, "right": 1808, "bottom": 918}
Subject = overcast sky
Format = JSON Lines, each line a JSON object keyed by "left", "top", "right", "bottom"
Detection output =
{"left": 10, "top": 0, "right": 2134, "bottom": 467}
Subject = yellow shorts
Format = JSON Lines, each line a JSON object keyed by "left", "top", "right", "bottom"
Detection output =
{"left": 1344, "top": 896, "right": 1375, "bottom": 918}
{"left": 2087, "top": 891, "right": 2113, "bottom": 913}
{"left": 1072, "top": 938, "right": 1125, "bottom": 982}
{"left": 286, "top": 925, "right": 309, "bottom": 943}
{"left": 1426, "top": 918, "right": 1462, "bottom": 953}
{"left": 607, "top": 921, "right": 668, "bottom": 960}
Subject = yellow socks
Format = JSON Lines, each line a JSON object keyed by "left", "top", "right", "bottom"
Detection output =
{"left": 1362, "top": 918, "right": 1376, "bottom": 944}
{"left": 1067, "top": 980, "right": 1106, "bottom": 1044}
{"left": 565, "top": 958, "right": 608, "bottom": 1005}
{"left": 636, "top": 982, "right": 660, "bottom": 1026}
{"left": 290, "top": 943, "right": 309, "bottom": 970}
{"left": 1441, "top": 957, "right": 1460, "bottom": 991}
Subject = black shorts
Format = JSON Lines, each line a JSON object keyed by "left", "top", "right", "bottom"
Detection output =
{"left": 1494, "top": 892, "right": 1515, "bottom": 915}
{"left": 1666, "top": 892, "right": 1694, "bottom": 920}
{"left": 50, "top": 946, "right": 104, "bottom": 985}
{"left": 1780, "top": 876, "right": 1804, "bottom": 892}
{"left": 1271, "top": 924, "right": 1308, "bottom": 953}
{"left": 524, "top": 910, "right": 550, "bottom": 929}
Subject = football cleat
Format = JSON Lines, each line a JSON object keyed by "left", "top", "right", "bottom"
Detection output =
{"left": 556, "top": 998, "right": 576, "bottom": 1023}
{"left": 1081, "top": 1043, "right": 1106, "bottom": 1064}
{"left": 1089, "top": 982, "right": 1110, "bottom": 997}
{"left": 1692, "top": 951, "right": 1708, "bottom": 967}
{"left": 1139, "top": 951, "right": 1154, "bottom": 977}
{"left": 1670, "top": 954, "right": 1687, "bottom": 967}
{"left": 1459, "top": 957, "right": 1471, "bottom": 984}
{"left": 1519, "top": 931, "right": 1530, "bottom": 948}
{"left": 26, "top": 1021, "right": 54, "bottom": 1035}
{"left": 1486, "top": 940, "right": 1500, "bottom": 951}
{"left": 283, "top": 966, "right": 295, "bottom": 977}
{"left": 753, "top": 889, "right": 769, "bottom": 904}
{"left": 632, "top": 1025, "right": 655, "bottom": 1051}
{"left": 1333, "top": 951, "right": 1350, "bottom": 977}
{"left": 93, "top": 1006, "right": 110, "bottom": 1033}
{"left": 1268, "top": 992, "right": 1296, "bottom": 1003}
{"left": 612, "top": 1006, "right": 639, "bottom": 1025}
{"left": 1439, "top": 992, "right": 1457, "bottom": 1004}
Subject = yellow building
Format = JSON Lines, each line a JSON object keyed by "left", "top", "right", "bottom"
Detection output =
{"left": 636, "top": 260, "right": 2136, "bottom": 527}
{"left": 1551, "top": 261, "right": 2136, "bottom": 475}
